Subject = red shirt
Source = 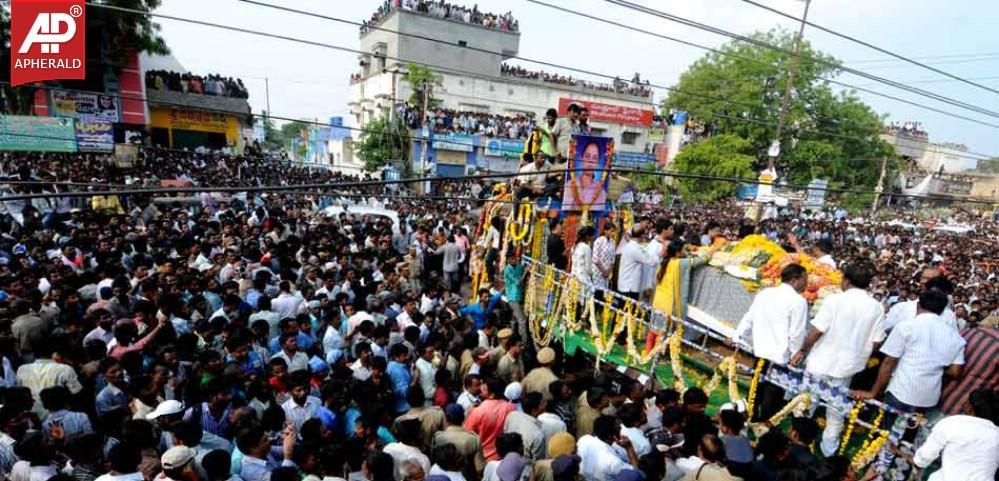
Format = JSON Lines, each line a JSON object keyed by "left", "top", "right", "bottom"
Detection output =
{"left": 939, "top": 327, "right": 998, "bottom": 415}
{"left": 464, "top": 398, "right": 516, "bottom": 461}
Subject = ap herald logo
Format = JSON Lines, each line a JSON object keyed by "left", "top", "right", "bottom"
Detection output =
{"left": 10, "top": 0, "right": 86, "bottom": 86}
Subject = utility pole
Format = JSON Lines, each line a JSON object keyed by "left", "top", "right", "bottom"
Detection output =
{"left": 768, "top": 0, "right": 812, "bottom": 169}
{"left": 871, "top": 156, "right": 887, "bottom": 215}
{"left": 264, "top": 77, "right": 271, "bottom": 121}
{"left": 418, "top": 81, "right": 431, "bottom": 194}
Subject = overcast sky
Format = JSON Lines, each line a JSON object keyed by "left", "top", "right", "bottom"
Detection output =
{"left": 154, "top": 0, "right": 999, "bottom": 158}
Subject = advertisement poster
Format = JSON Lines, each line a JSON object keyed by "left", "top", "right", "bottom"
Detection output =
{"left": 562, "top": 134, "right": 613, "bottom": 212}
{"left": 485, "top": 137, "right": 524, "bottom": 158}
{"left": 52, "top": 91, "right": 119, "bottom": 122}
{"left": 114, "top": 144, "right": 139, "bottom": 168}
{"left": 431, "top": 133, "right": 475, "bottom": 152}
{"left": 615, "top": 151, "right": 656, "bottom": 168}
{"left": 557, "top": 98, "right": 654, "bottom": 127}
{"left": 75, "top": 120, "right": 114, "bottom": 152}
{"left": 0, "top": 115, "right": 77, "bottom": 152}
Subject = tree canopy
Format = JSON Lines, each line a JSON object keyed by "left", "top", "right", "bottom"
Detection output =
{"left": 663, "top": 29, "right": 896, "bottom": 193}
{"left": 671, "top": 134, "right": 756, "bottom": 201}
{"left": 405, "top": 63, "right": 443, "bottom": 112}
{"left": 356, "top": 116, "right": 410, "bottom": 172}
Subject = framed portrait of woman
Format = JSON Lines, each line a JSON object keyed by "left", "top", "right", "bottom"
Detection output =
{"left": 561, "top": 134, "right": 613, "bottom": 211}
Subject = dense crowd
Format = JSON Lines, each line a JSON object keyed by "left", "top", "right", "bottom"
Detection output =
{"left": 145, "top": 71, "right": 249, "bottom": 99}
{"left": 500, "top": 65, "right": 653, "bottom": 99}
{"left": 361, "top": 0, "right": 518, "bottom": 34}
{"left": 400, "top": 105, "right": 537, "bottom": 140}
{"left": 0, "top": 139, "right": 995, "bottom": 481}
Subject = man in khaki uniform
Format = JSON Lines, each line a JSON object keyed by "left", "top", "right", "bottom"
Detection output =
{"left": 576, "top": 388, "right": 608, "bottom": 438}
{"left": 522, "top": 347, "right": 559, "bottom": 400}
{"left": 432, "top": 404, "right": 485, "bottom": 480}
{"left": 393, "top": 386, "right": 445, "bottom": 450}
{"left": 488, "top": 328, "right": 514, "bottom": 366}
{"left": 496, "top": 334, "right": 525, "bottom": 383}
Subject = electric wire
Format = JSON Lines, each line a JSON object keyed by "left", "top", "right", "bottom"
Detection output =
{"left": 604, "top": 0, "right": 999, "bottom": 119}
{"left": 739, "top": 0, "right": 999, "bottom": 95}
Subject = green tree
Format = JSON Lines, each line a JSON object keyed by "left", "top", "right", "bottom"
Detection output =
{"left": 671, "top": 135, "right": 756, "bottom": 201}
{"left": 405, "top": 63, "right": 442, "bottom": 112}
{"left": 355, "top": 116, "right": 410, "bottom": 172}
{"left": 975, "top": 157, "right": 999, "bottom": 174}
{"left": 260, "top": 111, "right": 283, "bottom": 150}
{"left": 662, "top": 29, "right": 895, "bottom": 189}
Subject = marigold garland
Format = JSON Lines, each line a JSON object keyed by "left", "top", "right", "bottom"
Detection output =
{"left": 856, "top": 408, "right": 885, "bottom": 456}
{"left": 507, "top": 203, "right": 532, "bottom": 243}
{"left": 703, "top": 356, "right": 737, "bottom": 397}
{"left": 625, "top": 305, "right": 667, "bottom": 366}
{"left": 590, "top": 297, "right": 626, "bottom": 358}
{"left": 530, "top": 271, "right": 559, "bottom": 348}
{"left": 839, "top": 401, "right": 865, "bottom": 455}
{"left": 722, "top": 357, "right": 741, "bottom": 402}
{"left": 668, "top": 323, "right": 686, "bottom": 392}
{"left": 746, "top": 359, "right": 766, "bottom": 416}
{"left": 851, "top": 429, "right": 889, "bottom": 470}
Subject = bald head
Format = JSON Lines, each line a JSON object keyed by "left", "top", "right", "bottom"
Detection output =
{"left": 920, "top": 268, "right": 943, "bottom": 287}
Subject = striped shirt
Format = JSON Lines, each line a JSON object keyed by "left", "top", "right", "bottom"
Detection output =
{"left": 188, "top": 403, "right": 232, "bottom": 439}
{"left": 881, "top": 313, "right": 966, "bottom": 408}
{"left": 939, "top": 327, "right": 999, "bottom": 415}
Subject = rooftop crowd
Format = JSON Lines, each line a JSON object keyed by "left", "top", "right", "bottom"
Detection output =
{"left": 884, "top": 122, "right": 928, "bottom": 141}
{"left": 145, "top": 71, "right": 250, "bottom": 99}
{"left": 500, "top": 65, "right": 653, "bottom": 99}
{"left": 0, "top": 127, "right": 994, "bottom": 481}
{"left": 399, "top": 105, "right": 537, "bottom": 140}
{"left": 361, "top": 0, "right": 518, "bottom": 34}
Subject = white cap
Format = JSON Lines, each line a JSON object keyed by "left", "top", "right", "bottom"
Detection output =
{"left": 146, "top": 400, "right": 186, "bottom": 420}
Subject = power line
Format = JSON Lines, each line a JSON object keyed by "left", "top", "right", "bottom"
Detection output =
{"left": 229, "top": 0, "right": 997, "bottom": 163}
{"left": 4, "top": 79, "right": 994, "bottom": 168}
{"left": 739, "top": 0, "right": 999, "bottom": 95}
{"left": 603, "top": 0, "right": 999, "bottom": 119}
{"left": 3, "top": 166, "right": 995, "bottom": 204}
{"left": 521, "top": 0, "right": 999, "bottom": 141}
{"left": 848, "top": 51, "right": 999, "bottom": 64}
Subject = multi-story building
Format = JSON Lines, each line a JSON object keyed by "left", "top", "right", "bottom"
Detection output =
{"left": 347, "top": 2, "right": 659, "bottom": 176}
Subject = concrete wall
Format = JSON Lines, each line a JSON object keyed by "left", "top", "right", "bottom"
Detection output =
{"left": 360, "top": 10, "right": 519, "bottom": 77}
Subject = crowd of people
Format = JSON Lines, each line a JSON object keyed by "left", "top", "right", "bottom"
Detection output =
{"left": 500, "top": 65, "right": 653, "bottom": 99}
{"left": 400, "top": 104, "right": 537, "bottom": 140}
{"left": 361, "top": 0, "right": 518, "bottom": 34}
{"left": 884, "top": 122, "right": 928, "bottom": 141}
{"left": 0, "top": 140, "right": 995, "bottom": 481}
{"left": 145, "top": 71, "right": 250, "bottom": 99}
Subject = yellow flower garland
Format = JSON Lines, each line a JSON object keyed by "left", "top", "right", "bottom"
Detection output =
{"left": 839, "top": 401, "right": 865, "bottom": 455}
{"left": 851, "top": 429, "right": 889, "bottom": 470}
{"left": 564, "top": 277, "right": 580, "bottom": 331}
{"left": 746, "top": 359, "right": 765, "bottom": 416}
{"left": 767, "top": 393, "right": 812, "bottom": 426}
{"left": 856, "top": 408, "right": 885, "bottom": 456}
{"left": 530, "top": 217, "right": 548, "bottom": 260}
{"left": 624, "top": 308, "right": 668, "bottom": 366}
{"left": 507, "top": 203, "right": 532, "bottom": 243}
{"left": 723, "top": 357, "right": 741, "bottom": 402}
{"left": 590, "top": 297, "right": 626, "bottom": 358}
{"left": 669, "top": 323, "right": 686, "bottom": 392}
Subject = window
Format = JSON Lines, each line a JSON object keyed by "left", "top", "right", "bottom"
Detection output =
{"left": 590, "top": 127, "right": 607, "bottom": 136}
{"left": 621, "top": 132, "right": 640, "bottom": 145}
{"left": 458, "top": 40, "right": 468, "bottom": 47}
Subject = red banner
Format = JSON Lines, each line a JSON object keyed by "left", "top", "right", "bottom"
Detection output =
{"left": 558, "top": 98, "right": 654, "bottom": 127}
{"left": 10, "top": 0, "right": 86, "bottom": 86}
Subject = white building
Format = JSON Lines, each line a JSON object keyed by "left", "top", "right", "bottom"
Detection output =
{"left": 881, "top": 132, "right": 979, "bottom": 173}
{"left": 347, "top": 4, "right": 658, "bottom": 174}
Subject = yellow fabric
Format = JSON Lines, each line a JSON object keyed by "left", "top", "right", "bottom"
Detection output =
{"left": 652, "top": 259, "right": 682, "bottom": 317}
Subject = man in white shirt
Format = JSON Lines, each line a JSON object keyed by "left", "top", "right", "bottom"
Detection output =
{"left": 616, "top": 403, "right": 651, "bottom": 458}
{"left": 281, "top": 378, "right": 321, "bottom": 431}
{"left": 853, "top": 290, "right": 966, "bottom": 413}
{"left": 790, "top": 262, "right": 886, "bottom": 456}
{"left": 729, "top": 263, "right": 809, "bottom": 421}
{"left": 912, "top": 388, "right": 999, "bottom": 481}
{"left": 578, "top": 416, "right": 638, "bottom": 481}
{"left": 884, "top": 273, "right": 959, "bottom": 331}
{"left": 271, "top": 281, "right": 302, "bottom": 320}
{"left": 414, "top": 345, "right": 437, "bottom": 402}
{"left": 640, "top": 220, "right": 672, "bottom": 299}
{"left": 616, "top": 226, "right": 663, "bottom": 300}
{"left": 351, "top": 342, "right": 374, "bottom": 381}
{"left": 456, "top": 374, "right": 482, "bottom": 414}
{"left": 591, "top": 223, "right": 617, "bottom": 291}
{"left": 270, "top": 333, "right": 309, "bottom": 372}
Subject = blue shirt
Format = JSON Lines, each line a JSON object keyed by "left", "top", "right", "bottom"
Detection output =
{"left": 386, "top": 360, "right": 412, "bottom": 413}
{"left": 95, "top": 384, "right": 129, "bottom": 417}
{"left": 460, "top": 293, "right": 502, "bottom": 330}
{"left": 227, "top": 351, "right": 265, "bottom": 376}
{"left": 267, "top": 333, "right": 315, "bottom": 354}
